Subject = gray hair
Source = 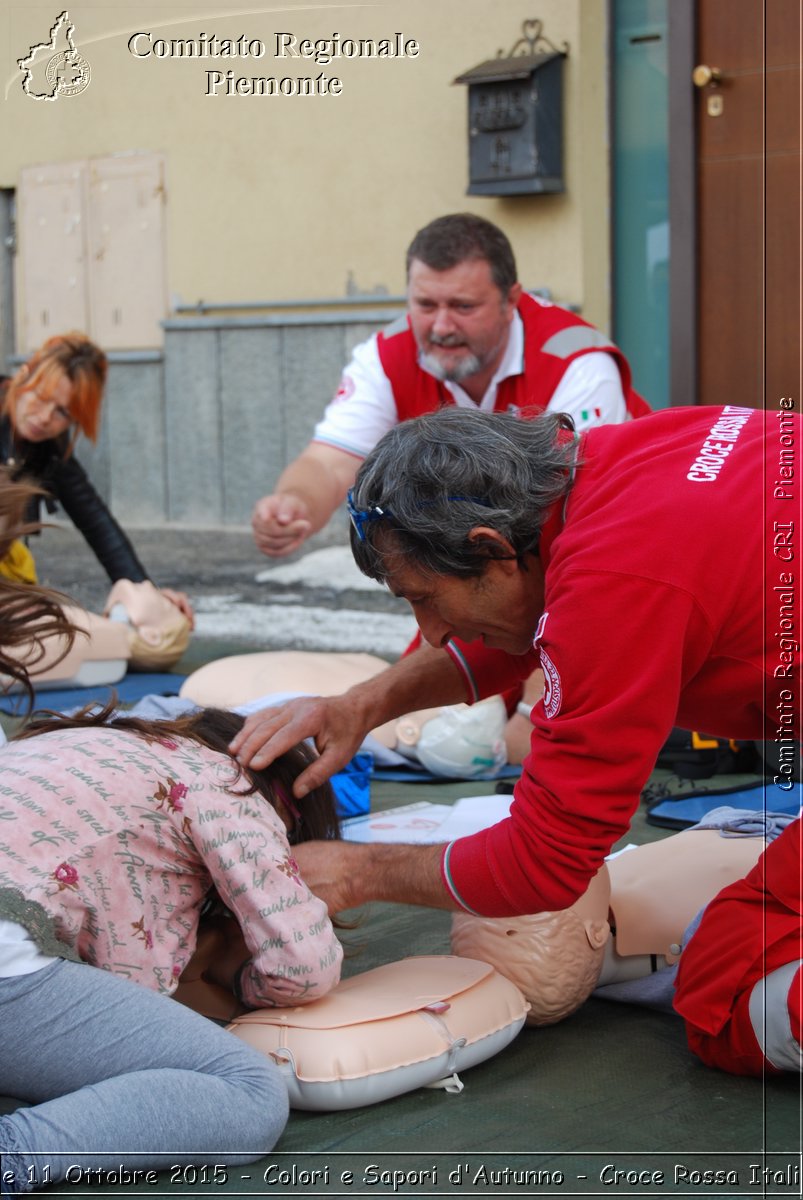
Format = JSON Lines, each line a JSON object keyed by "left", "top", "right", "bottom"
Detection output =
{"left": 350, "top": 408, "right": 577, "bottom": 581}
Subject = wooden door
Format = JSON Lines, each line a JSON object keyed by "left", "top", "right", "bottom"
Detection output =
{"left": 15, "top": 154, "right": 167, "bottom": 354}
{"left": 87, "top": 154, "right": 167, "bottom": 350}
{"left": 695, "top": 0, "right": 800, "bottom": 411}
{"left": 16, "top": 161, "right": 89, "bottom": 353}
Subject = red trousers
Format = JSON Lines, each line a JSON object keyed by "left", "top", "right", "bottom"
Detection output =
{"left": 674, "top": 819, "right": 803, "bottom": 1076}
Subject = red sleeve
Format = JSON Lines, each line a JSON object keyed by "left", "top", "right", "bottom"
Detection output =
{"left": 442, "top": 571, "right": 712, "bottom": 916}
{"left": 674, "top": 819, "right": 802, "bottom": 1035}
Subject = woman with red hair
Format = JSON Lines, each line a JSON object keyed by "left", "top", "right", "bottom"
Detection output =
{"left": 0, "top": 332, "right": 192, "bottom": 622}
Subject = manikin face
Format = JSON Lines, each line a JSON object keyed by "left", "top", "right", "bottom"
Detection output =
{"left": 12, "top": 371, "right": 74, "bottom": 443}
{"left": 451, "top": 866, "right": 612, "bottom": 1027}
{"left": 384, "top": 539, "right": 545, "bottom": 657}
{"left": 407, "top": 258, "right": 521, "bottom": 386}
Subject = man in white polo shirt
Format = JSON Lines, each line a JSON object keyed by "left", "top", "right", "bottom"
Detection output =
{"left": 252, "top": 212, "right": 648, "bottom": 559}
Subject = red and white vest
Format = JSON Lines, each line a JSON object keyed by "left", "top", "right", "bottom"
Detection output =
{"left": 376, "top": 292, "right": 650, "bottom": 422}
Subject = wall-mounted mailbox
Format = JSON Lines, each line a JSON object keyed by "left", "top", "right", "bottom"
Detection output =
{"left": 454, "top": 19, "right": 568, "bottom": 196}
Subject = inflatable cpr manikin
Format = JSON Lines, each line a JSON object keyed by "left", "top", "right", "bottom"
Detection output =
{"left": 104, "top": 579, "right": 191, "bottom": 671}
{"left": 0, "top": 604, "right": 130, "bottom": 690}
{"left": 453, "top": 866, "right": 613, "bottom": 1026}
{"left": 181, "top": 649, "right": 389, "bottom": 708}
{"left": 0, "top": 580, "right": 191, "bottom": 690}
{"left": 180, "top": 650, "right": 508, "bottom": 779}
{"left": 450, "top": 826, "right": 767, "bottom": 1026}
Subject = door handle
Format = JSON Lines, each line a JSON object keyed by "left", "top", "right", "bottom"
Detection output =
{"left": 692, "top": 64, "right": 723, "bottom": 87}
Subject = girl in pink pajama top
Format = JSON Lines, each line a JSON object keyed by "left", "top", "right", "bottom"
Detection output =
{"left": 0, "top": 705, "right": 343, "bottom": 1009}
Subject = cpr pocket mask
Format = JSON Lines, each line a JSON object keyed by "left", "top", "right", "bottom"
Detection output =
{"left": 411, "top": 696, "right": 508, "bottom": 779}
{"left": 227, "top": 955, "right": 528, "bottom": 1110}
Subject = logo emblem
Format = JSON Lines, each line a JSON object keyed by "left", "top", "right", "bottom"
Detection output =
{"left": 332, "top": 374, "right": 355, "bottom": 405}
{"left": 540, "top": 648, "right": 563, "bottom": 719}
{"left": 532, "top": 612, "right": 563, "bottom": 718}
{"left": 18, "top": 11, "right": 91, "bottom": 101}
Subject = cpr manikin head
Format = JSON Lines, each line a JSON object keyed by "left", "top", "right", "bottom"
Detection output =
{"left": 450, "top": 866, "right": 611, "bottom": 1025}
{"left": 105, "top": 579, "right": 190, "bottom": 670}
{"left": 390, "top": 695, "right": 508, "bottom": 779}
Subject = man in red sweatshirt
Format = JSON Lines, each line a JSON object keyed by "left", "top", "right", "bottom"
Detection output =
{"left": 233, "top": 402, "right": 801, "bottom": 1073}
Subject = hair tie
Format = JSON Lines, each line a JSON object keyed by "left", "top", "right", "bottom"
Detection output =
{"left": 272, "top": 780, "right": 302, "bottom": 825}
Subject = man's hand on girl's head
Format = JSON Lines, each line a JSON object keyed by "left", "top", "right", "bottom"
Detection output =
{"left": 230, "top": 693, "right": 364, "bottom": 785}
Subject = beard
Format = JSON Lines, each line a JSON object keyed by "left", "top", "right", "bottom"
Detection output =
{"left": 419, "top": 344, "right": 483, "bottom": 383}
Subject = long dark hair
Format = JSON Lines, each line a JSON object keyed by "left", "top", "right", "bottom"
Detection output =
{"left": 14, "top": 701, "right": 341, "bottom": 845}
{"left": 0, "top": 472, "right": 77, "bottom": 703}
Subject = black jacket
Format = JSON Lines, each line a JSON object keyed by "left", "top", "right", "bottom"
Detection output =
{"left": 0, "top": 409, "right": 148, "bottom": 584}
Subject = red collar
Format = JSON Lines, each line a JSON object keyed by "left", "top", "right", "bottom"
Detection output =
{"left": 538, "top": 432, "right": 583, "bottom": 569}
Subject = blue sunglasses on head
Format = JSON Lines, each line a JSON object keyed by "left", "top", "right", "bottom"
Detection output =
{"left": 347, "top": 489, "right": 491, "bottom": 542}
{"left": 346, "top": 490, "right": 393, "bottom": 542}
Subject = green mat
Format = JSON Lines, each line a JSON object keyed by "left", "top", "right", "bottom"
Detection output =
{"left": 3, "top": 778, "right": 799, "bottom": 1198}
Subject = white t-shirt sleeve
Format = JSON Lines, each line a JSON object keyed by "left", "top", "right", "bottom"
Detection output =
{"left": 312, "top": 334, "right": 399, "bottom": 459}
{"left": 545, "top": 351, "right": 627, "bottom": 429}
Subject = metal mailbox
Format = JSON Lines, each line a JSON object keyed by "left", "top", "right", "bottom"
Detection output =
{"left": 454, "top": 20, "right": 568, "bottom": 196}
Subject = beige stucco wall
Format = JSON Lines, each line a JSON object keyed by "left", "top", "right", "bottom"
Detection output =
{"left": 3, "top": 0, "right": 612, "bottom": 330}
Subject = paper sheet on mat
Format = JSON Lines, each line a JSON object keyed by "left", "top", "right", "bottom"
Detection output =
{"left": 341, "top": 795, "right": 513, "bottom": 844}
